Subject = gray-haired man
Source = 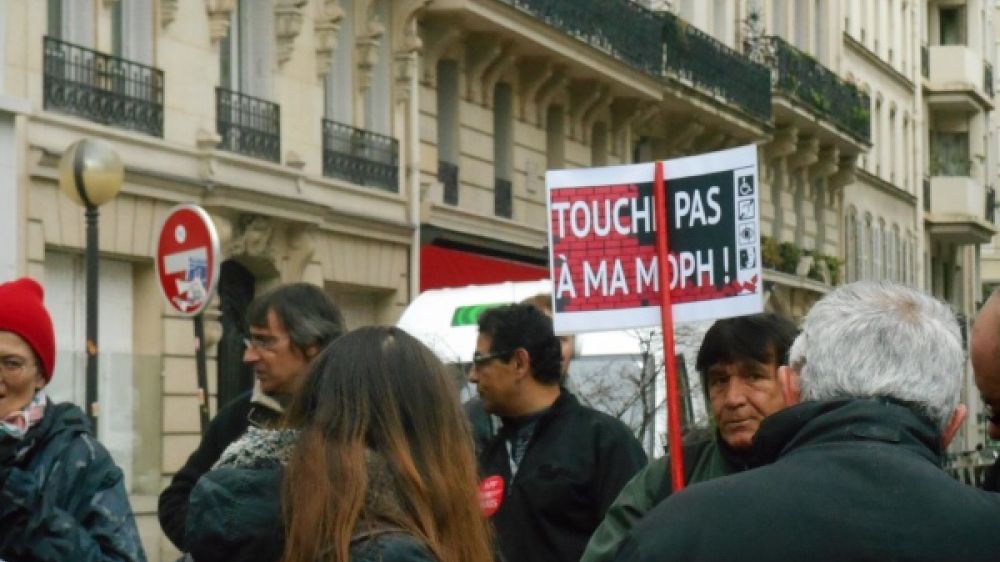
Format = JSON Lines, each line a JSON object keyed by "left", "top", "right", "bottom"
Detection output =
{"left": 615, "top": 282, "right": 1000, "bottom": 562}
{"left": 157, "top": 282, "right": 346, "bottom": 550}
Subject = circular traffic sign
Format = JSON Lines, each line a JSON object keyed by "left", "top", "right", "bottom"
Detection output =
{"left": 154, "top": 204, "right": 221, "bottom": 316}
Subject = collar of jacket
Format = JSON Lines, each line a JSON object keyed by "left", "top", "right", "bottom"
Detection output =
{"left": 714, "top": 430, "right": 756, "bottom": 471}
{"left": 250, "top": 380, "right": 286, "bottom": 414}
{"left": 14, "top": 399, "right": 91, "bottom": 463}
{"left": 750, "top": 398, "right": 943, "bottom": 468}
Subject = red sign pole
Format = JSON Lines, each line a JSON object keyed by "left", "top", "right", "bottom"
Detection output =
{"left": 652, "top": 160, "right": 685, "bottom": 491}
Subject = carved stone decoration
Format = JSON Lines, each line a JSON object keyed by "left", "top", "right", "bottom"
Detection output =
{"left": 206, "top": 0, "right": 237, "bottom": 43}
{"left": 161, "top": 0, "right": 179, "bottom": 27}
{"left": 315, "top": 0, "right": 344, "bottom": 78}
{"left": 284, "top": 225, "right": 317, "bottom": 283}
{"left": 227, "top": 215, "right": 277, "bottom": 260}
{"left": 765, "top": 126, "right": 798, "bottom": 160}
{"left": 394, "top": 20, "right": 423, "bottom": 104}
{"left": 275, "top": 0, "right": 308, "bottom": 66}
{"left": 357, "top": 17, "right": 386, "bottom": 94}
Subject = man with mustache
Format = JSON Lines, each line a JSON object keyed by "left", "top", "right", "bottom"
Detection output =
{"left": 582, "top": 312, "right": 797, "bottom": 562}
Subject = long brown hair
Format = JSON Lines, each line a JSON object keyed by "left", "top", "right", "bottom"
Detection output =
{"left": 280, "top": 326, "right": 493, "bottom": 562}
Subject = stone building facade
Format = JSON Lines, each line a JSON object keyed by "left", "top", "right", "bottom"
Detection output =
{"left": 0, "top": 0, "right": 996, "bottom": 557}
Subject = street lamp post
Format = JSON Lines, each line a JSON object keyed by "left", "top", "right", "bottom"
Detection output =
{"left": 57, "top": 139, "right": 124, "bottom": 432}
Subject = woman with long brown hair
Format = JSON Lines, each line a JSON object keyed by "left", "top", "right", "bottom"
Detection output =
{"left": 281, "top": 326, "right": 493, "bottom": 562}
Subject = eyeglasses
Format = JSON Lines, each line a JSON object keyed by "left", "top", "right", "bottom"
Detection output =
{"left": 243, "top": 335, "right": 284, "bottom": 351}
{"left": 0, "top": 355, "right": 36, "bottom": 376}
{"left": 471, "top": 349, "right": 513, "bottom": 368}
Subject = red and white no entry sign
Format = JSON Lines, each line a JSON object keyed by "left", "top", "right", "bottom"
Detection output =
{"left": 155, "top": 204, "right": 220, "bottom": 316}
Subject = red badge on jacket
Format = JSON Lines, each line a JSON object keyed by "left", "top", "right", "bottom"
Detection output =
{"left": 478, "top": 475, "right": 505, "bottom": 517}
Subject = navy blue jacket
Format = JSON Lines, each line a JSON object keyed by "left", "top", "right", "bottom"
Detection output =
{"left": 0, "top": 401, "right": 146, "bottom": 562}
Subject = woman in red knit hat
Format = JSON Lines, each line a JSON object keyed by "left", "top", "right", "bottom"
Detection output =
{"left": 0, "top": 277, "right": 147, "bottom": 562}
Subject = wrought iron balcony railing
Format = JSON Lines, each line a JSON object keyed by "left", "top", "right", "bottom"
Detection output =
{"left": 766, "top": 36, "right": 871, "bottom": 144}
{"left": 216, "top": 88, "right": 281, "bottom": 163}
{"left": 985, "top": 62, "right": 994, "bottom": 97}
{"left": 43, "top": 36, "right": 164, "bottom": 137}
{"left": 987, "top": 185, "right": 996, "bottom": 223}
{"left": 495, "top": 178, "right": 513, "bottom": 218}
{"left": 921, "top": 44, "right": 929, "bottom": 79}
{"left": 439, "top": 161, "right": 459, "bottom": 205}
{"left": 665, "top": 12, "right": 771, "bottom": 122}
{"left": 322, "top": 119, "right": 399, "bottom": 192}
{"left": 500, "top": 0, "right": 663, "bottom": 75}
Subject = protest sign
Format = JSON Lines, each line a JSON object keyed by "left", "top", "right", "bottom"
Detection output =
{"left": 546, "top": 144, "right": 762, "bottom": 333}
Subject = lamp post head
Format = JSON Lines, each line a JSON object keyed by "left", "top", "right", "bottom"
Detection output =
{"left": 58, "top": 139, "right": 124, "bottom": 208}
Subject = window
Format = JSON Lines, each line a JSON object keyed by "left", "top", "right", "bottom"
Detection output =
{"left": 591, "top": 122, "right": 608, "bottom": 166}
{"left": 437, "top": 59, "right": 460, "bottom": 205}
{"left": 930, "top": 132, "right": 971, "bottom": 176}
{"left": 889, "top": 107, "right": 897, "bottom": 182}
{"left": 873, "top": 219, "right": 883, "bottom": 279}
{"left": 494, "top": 83, "right": 514, "bottom": 218}
{"left": 547, "top": 106, "right": 565, "bottom": 169}
{"left": 47, "top": 0, "right": 93, "bottom": 46}
{"left": 111, "top": 0, "right": 153, "bottom": 64}
{"left": 365, "top": 0, "right": 392, "bottom": 135}
{"left": 939, "top": 7, "right": 965, "bottom": 46}
{"left": 325, "top": 0, "right": 355, "bottom": 122}
{"left": 221, "top": 0, "right": 274, "bottom": 98}
{"left": 863, "top": 213, "right": 873, "bottom": 279}
{"left": 846, "top": 207, "right": 858, "bottom": 281}
{"left": 437, "top": 60, "right": 460, "bottom": 166}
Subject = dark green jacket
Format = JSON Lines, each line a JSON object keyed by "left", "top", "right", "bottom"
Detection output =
{"left": 580, "top": 434, "right": 749, "bottom": 562}
{"left": 616, "top": 399, "right": 1000, "bottom": 562}
{"left": 0, "top": 401, "right": 146, "bottom": 562}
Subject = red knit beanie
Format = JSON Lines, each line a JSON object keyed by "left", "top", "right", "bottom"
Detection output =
{"left": 0, "top": 278, "right": 56, "bottom": 382}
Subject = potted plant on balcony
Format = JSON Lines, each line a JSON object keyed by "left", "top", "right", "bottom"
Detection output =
{"left": 778, "top": 241, "right": 801, "bottom": 275}
{"left": 760, "top": 236, "right": 782, "bottom": 270}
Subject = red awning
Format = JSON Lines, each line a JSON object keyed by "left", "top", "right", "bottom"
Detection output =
{"left": 420, "top": 245, "right": 548, "bottom": 291}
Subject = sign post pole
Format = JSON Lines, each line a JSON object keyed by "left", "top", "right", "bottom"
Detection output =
{"left": 193, "top": 314, "right": 211, "bottom": 432}
{"left": 155, "top": 204, "right": 221, "bottom": 436}
{"left": 652, "top": 161, "right": 686, "bottom": 491}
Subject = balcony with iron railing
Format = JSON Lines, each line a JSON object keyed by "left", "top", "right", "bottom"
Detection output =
{"left": 322, "top": 120, "right": 399, "bottom": 192}
{"left": 439, "top": 161, "right": 459, "bottom": 205}
{"left": 495, "top": 178, "right": 512, "bottom": 218}
{"left": 766, "top": 35, "right": 871, "bottom": 144}
{"left": 498, "top": 0, "right": 663, "bottom": 76}
{"left": 216, "top": 88, "right": 281, "bottom": 163}
{"left": 664, "top": 11, "right": 771, "bottom": 122}
{"left": 43, "top": 36, "right": 164, "bottom": 137}
{"left": 494, "top": 0, "right": 771, "bottom": 124}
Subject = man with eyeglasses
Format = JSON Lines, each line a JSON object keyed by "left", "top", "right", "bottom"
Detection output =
{"left": 970, "top": 288, "right": 1000, "bottom": 491}
{"left": 158, "top": 282, "right": 346, "bottom": 551}
{"left": 471, "top": 303, "right": 645, "bottom": 562}
{"left": 0, "top": 278, "right": 146, "bottom": 561}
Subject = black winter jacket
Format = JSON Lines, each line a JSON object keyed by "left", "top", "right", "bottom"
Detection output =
{"left": 478, "top": 390, "right": 646, "bottom": 562}
{"left": 615, "top": 398, "right": 1000, "bottom": 562}
{"left": 158, "top": 389, "right": 282, "bottom": 549}
{"left": 0, "top": 401, "right": 146, "bottom": 562}
{"left": 185, "top": 441, "right": 437, "bottom": 562}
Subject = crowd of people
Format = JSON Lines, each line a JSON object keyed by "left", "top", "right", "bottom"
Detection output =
{"left": 5, "top": 275, "right": 1000, "bottom": 561}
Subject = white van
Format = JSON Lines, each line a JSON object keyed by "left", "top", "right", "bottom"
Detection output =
{"left": 396, "top": 280, "right": 709, "bottom": 456}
